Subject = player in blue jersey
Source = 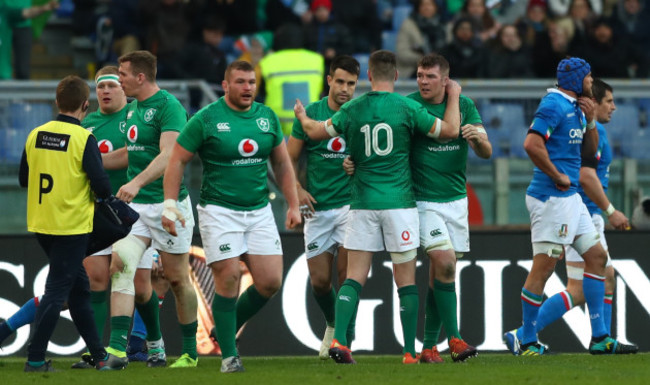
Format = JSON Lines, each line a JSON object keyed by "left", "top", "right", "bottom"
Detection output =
{"left": 511, "top": 57, "right": 636, "bottom": 356}
{"left": 504, "top": 79, "right": 637, "bottom": 354}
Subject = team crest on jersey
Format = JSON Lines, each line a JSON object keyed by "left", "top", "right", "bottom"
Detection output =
{"left": 144, "top": 108, "right": 157, "bottom": 122}
{"left": 238, "top": 138, "right": 259, "bottom": 157}
{"left": 256, "top": 118, "right": 270, "bottom": 132}
{"left": 327, "top": 137, "right": 346, "bottom": 153}
{"left": 119, "top": 121, "right": 127, "bottom": 134}
{"left": 127, "top": 125, "right": 138, "bottom": 143}
{"left": 98, "top": 139, "right": 113, "bottom": 153}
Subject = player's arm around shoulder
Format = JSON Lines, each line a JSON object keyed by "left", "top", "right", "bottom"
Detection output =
{"left": 431, "top": 80, "right": 462, "bottom": 140}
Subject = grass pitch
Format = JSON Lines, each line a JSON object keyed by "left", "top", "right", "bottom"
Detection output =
{"left": 1, "top": 354, "right": 648, "bottom": 385}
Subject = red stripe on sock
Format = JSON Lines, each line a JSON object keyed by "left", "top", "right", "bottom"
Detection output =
{"left": 604, "top": 298, "right": 613, "bottom": 304}
{"left": 583, "top": 273, "right": 605, "bottom": 281}
{"left": 560, "top": 291, "right": 572, "bottom": 310}
{"left": 521, "top": 295, "right": 541, "bottom": 307}
{"left": 33, "top": 296, "right": 39, "bottom": 306}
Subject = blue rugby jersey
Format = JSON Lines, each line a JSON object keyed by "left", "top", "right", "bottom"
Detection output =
{"left": 526, "top": 89, "right": 587, "bottom": 200}
{"left": 578, "top": 122, "right": 612, "bottom": 216}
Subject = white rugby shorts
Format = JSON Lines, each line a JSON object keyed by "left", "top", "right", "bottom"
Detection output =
{"left": 198, "top": 203, "right": 282, "bottom": 264}
{"left": 129, "top": 197, "right": 194, "bottom": 254}
{"left": 303, "top": 205, "right": 349, "bottom": 259}
{"left": 565, "top": 213, "right": 612, "bottom": 266}
{"left": 344, "top": 208, "right": 419, "bottom": 253}
{"left": 526, "top": 194, "right": 595, "bottom": 245}
{"left": 417, "top": 198, "right": 470, "bottom": 253}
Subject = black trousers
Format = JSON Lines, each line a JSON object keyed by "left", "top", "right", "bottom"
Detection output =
{"left": 12, "top": 26, "right": 32, "bottom": 80}
{"left": 27, "top": 233, "right": 106, "bottom": 363}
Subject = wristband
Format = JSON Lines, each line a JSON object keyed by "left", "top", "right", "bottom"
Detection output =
{"left": 605, "top": 203, "right": 615, "bottom": 216}
{"left": 587, "top": 120, "right": 596, "bottom": 130}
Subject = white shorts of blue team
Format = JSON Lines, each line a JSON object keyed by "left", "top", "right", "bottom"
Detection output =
{"left": 526, "top": 193, "right": 596, "bottom": 246}
{"left": 565, "top": 213, "right": 612, "bottom": 267}
{"left": 198, "top": 202, "right": 282, "bottom": 265}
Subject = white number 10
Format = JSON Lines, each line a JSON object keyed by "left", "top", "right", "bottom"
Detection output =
{"left": 360, "top": 123, "right": 393, "bottom": 157}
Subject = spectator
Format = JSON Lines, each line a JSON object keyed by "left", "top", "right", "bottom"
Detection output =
{"left": 577, "top": 18, "right": 647, "bottom": 78}
{"left": 106, "top": 0, "right": 141, "bottom": 59}
{"left": 566, "top": 0, "right": 597, "bottom": 53}
{"left": 0, "top": 0, "right": 58, "bottom": 80}
{"left": 548, "top": 0, "right": 602, "bottom": 16}
{"left": 265, "top": 0, "right": 312, "bottom": 30}
{"left": 236, "top": 31, "right": 273, "bottom": 99}
{"left": 609, "top": 0, "right": 650, "bottom": 65}
{"left": 331, "top": 0, "right": 381, "bottom": 52}
{"left": 515, "top": 0, "right": 549, "bottom": 47}
{"left": 485, "top": 24, "right": 534, "bottom": 78}
{"left": 304, "top": 0, "right": 353, "bottom": 62}
{"left": 139, "top": 0, "right": 196, "bottom": 79}
{"left": 396, "top": 0, "right": 447, "bottom": 79}
{"left": 458, "top": 0, "right": 501, "bottom": 42}
{"left": 440, "top": 17, "right": 487, "bottom": 78}
{"left": 203, "top": 0, "right": 261, "bottom": 35}
{"left": 532, "top": 19, "right": 572, "bottom": 77}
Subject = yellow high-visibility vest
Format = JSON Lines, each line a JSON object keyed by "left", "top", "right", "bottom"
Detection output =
{"left": 260, "top": 49, "right": 324, "bottom": 135}
{"left": 25, "top": 120, "right": 94, "bottom": 235}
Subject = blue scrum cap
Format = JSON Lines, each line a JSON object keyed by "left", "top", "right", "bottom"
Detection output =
{"left": 557, "top": 57, "right": 591, "bottom": 95}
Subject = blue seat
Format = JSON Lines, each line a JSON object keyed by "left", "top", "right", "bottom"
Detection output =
{"left": 381, "top": 31, "right": 397, "bottom": 52}
{"left": 608, "top": 103, "right": 641, "bottom": 156}
{"left": 3, "top": 103, "right": 54, "bottom": 164}
{"left": 353, "top": 53, "right": 370, "bottom": 80}
{"left": 392, "top": 5, "right": 413, "bottom": 31}
{"left": 479, "top": 102, "right": 528, "bottom": 158}
{"left": 467, "top": 127, "right": 502, "bottom": 163}
{"left": 622, "top": 129, "right": 650, "bottom": 160}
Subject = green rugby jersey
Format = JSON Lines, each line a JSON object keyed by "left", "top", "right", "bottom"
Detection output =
{"left": 82, "top": 104, "right": 129, "bottom": 195}
{"left": 331, "top": 91, "right": 437, "bottom": 210}
{"left": 408, "top": 92, "right": 482, "bottom": 202}
{"left": 291, "top": 97, "right": 350, "bottom": 211}
{"left": 177, "top": 97, "right": 283, "bottom": 211}
{"left": 124, "top": 90, "right": 189, "bottom": 203}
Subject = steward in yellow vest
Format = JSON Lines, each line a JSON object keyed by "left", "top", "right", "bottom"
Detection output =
{"left": 18, "top": 75, "right": 116, "bottom": 372}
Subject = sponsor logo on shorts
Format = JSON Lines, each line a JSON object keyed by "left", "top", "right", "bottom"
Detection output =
{"left": 127, "top": 125, "right": 138, "bottom": 143}
{"left": 430, "top": 229, "right": 442, "bottom": 237}
{"left": 98, "top": 139, "right": 113, "bottom": 153}
{"left": 256, "top": 118, "right": 270, "bottom": 132}
{"left": 307, "top": 242, "right": 319, "bottom": 251}
{"left": 219, "top": 243, "right": 231, "bottom": 253}
{"left": 144, "top": 108, "right": 156, "bottom": 122}
{"left": 558, "top": 224, "right": 568, "bottom": 238}
{"left": 217, "top": 122, "right": 230, "bottom": 132}
{"left": 401, "top": 231, "right": 410, "bottom": 241}
{"left": 275, "top": 239, "right": 281, "bottom": 249}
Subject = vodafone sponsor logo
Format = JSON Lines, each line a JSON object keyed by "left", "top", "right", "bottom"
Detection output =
{"left": 127, "top": 125, "right": 138, "bottom": 143}
{"left": 98, "top": 139, "right": 113, "bottom": 153}
{"left": 327, "top": 137, "right": 346, "bottom": 153}
{"left": 238, "top": 139, "right": 259, "bottom": 157}
{"left": 400, "top": 230, "right": 413, "bottom": 246}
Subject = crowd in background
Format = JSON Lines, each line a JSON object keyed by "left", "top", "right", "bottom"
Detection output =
{"left": 62, "top": 0, "right": 648, "bottom": 86}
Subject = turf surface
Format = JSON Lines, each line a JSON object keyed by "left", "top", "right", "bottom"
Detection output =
{"left": 1, "top": 354, "right": 648, "bottom": 385}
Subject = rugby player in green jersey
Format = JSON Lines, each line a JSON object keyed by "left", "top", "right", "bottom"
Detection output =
{"left": 409, "top": 54, "right": 490, "bottom": 363}
{"left": 288, "top": 55, "right": 360, "bottom": 360}
{"left": 162, "top": 60, "right": 300, "bottom": 373}
{"left": 105, "top": 51, "right": 198, "bottom": 368}
{"left": 294, "top": 50, "right": 461, "bottom": 364}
